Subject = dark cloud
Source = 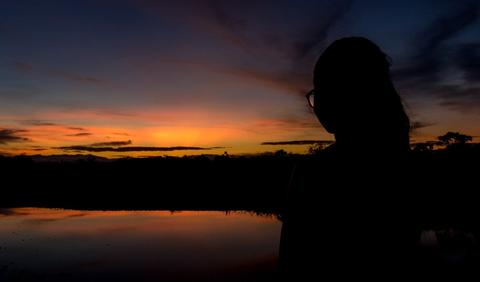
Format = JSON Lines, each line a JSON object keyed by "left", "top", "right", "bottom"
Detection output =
{"left": 20, "top": 119, "right": 92, "bottom": 133}
{"left": 8, "top": 60, "right": 103, "bottom": 85}
{"left": 436, "top": 85, "right": 480, "bottom": 111}
{"left": 455, "top": 42, "right": 480, "bottom": 83}
{"left": 48, "top": 70, "right": 103, "bottom": 85}
{"left": 391, "top": 1, "right": 480, "bottom": 115}
{"left": 90, "top": 140, "right": 132, "bottom": 147}
{"left": 206, "top": 0, "right": 353, "bottom": 59}
{"left": 21, "top": 120, "right": 58, "bottom": 126}
{"left": 208, "top": 0, "right": 249, "bottom": 53}
{"left": 57, "top": 145, "right": 224, "bottom": 152}
{"left": 209, "top": 0, "right": 246, "bottom": 33}
{"left": 394, "top": 1, "right": 480, "bottom": 85}
{"left": 415, "top": 2, "right": 478, "bottom": 58}
{"left": 18, "top": 122, "right": 91, "bottom": 134}
{"left": 138, "top": 0, "right": 353, "bottom": 105}
{"left": 261, "top": 140, "right": 334, "bottom": 146}
{"left": 52, "top": 137, "right": 224, "bottom": 153}
{"left": 410, "top": 121, "right": 435, "bottom": 130}
{"left": 222, "top": 66, "right": 306, "bottom": 94}
{"left": 66, "top": 132, "right": 93, "bottom": 137}
{"left": 0, "top": 129, "right": 30, "bottom": 144}
{"left": 201, "top": 0, "right": 354, "bottom": 95}
{"left": 293, "top": 0, "right": 354, "bottom": 60}
{"left": 21, "top": 121, "right": 91, "bottom": 133}
{"left": 67, "top": 127, "right": 86, "bottom": 131}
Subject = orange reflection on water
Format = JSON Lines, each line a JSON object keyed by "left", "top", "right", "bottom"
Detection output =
{"left": 0, "top": 208, "right": 281, "bottom": 281}
{"left": 0, "top": 208, "right": 279, "bottom": 235}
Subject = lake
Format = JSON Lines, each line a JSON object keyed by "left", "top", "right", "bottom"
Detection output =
{"left": 0, "top": 208, "right": 281, "bottom": 282}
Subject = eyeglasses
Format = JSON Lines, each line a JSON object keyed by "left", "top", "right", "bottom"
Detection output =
{"left": 306, "top": 90, "right": 315, "bottom": 108}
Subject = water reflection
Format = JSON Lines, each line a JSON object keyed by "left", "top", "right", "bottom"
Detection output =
{"left": 0, "top": 208, "right": 281, "bottom": 282}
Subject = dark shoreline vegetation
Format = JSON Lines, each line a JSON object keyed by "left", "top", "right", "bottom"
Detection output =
{"left": 0, "top": 150, "right": 293, "bottom": 214}
{"left": 1, "top": 140, "right": 479, "bottom": 220}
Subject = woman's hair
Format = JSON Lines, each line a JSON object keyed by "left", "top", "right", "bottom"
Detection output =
{"left": 313, "top": 37, "right": 410, "bottom": 153}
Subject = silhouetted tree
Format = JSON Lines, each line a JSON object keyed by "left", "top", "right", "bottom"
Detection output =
{"left": 275, "top": 149, "right": 288, "bottom": 157}
{"left": 437, "top": 132, "right": 473, "bottom": 146}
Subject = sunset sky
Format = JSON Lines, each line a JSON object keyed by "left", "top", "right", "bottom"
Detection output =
{"left": 1, "top": 0, "right": 479, "bottom": 157}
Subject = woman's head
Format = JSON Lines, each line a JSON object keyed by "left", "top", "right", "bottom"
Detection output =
{"left": 312, "top": 37, "right": 409, "bottom": 152}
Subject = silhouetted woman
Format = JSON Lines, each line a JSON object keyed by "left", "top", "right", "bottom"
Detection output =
{"left": 311, "top": 37, "right": 410, "bottom": 155}
{"left": 279, "top": 37, "right": 415, "bottom": 280}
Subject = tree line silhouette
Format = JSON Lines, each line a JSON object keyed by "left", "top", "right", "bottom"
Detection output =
{"left": 0, "top": 131, "right": 478, "bottom": 215}
{"left": 411, "top": 132, "right": 475, "bottom": 152}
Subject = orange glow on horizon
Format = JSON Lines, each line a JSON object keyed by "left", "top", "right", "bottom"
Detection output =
{"left": 3, "top": 105, "right": 477, "bottom": 158}
{"left": 0, "top": 107, "right": 329, "bottom": 157}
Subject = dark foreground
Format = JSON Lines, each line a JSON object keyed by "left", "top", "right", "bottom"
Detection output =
{"left": 1, "top": 144, "right": 480, "bottom": 280}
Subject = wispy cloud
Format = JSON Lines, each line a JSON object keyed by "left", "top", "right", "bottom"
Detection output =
{"left": 437, "top": 85, "right": 480, "bottom": 111}
{"left": 394, "top": 1, "right": 479, "bottom": 84}
{"left": 0, "top": 129, "right": 30, "bottom": 144}
{"left": 57, "top": 145, "right": 224, "bottom": 152}
{"left": 261, "top": 140, "right": 334, "bottom": 146}
{"left": 21, "top": 120, "right": 58, "bottom": 126}
{"left": 293, "top": 0, "right": 354, "bottom": 60}
{"left": 20, "top": 120, "right": 92, "bottom": 134}
{"left": 410, "top": 121, "right": 435, "bottom": 130}
{"left": 14, "top": 119, "right": 92, "bottom": 135}
{"left": 66, "top": 132, "right": 93, "bottom": 137}
{"left": 8, "top": 60, "right": 103, "bottom": 85}
{"left": 454, "top": 42, "right": 480, "bottom": 83}
{"left": 90, "top": 140, "right": 132, "bottom": 147}
{"left": 149, "top": 0, "right": 354, "bottom": 95}
{"left": 391, "top": 1, "right": 480, "bottom": 114}
{"left": 48, "top": 70, "right": 103, "bottom": 85}
{"left": 67, "top": 127, "right": 86, "bottom": 131}
{"left": 206, "top": 0, "right": 353, "bottom": 98}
